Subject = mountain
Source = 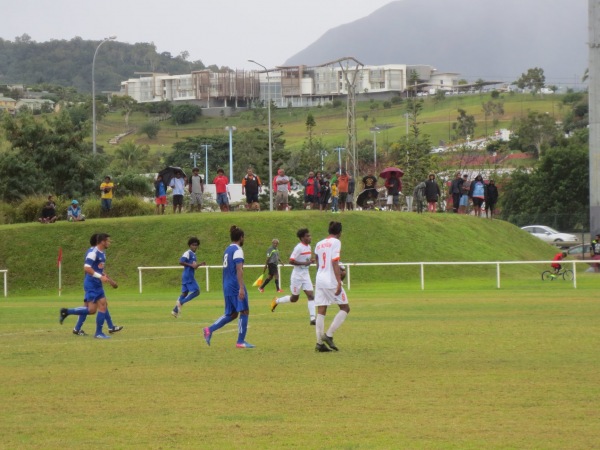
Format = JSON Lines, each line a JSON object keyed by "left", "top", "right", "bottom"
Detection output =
{"left": 284, "top": 0, "right": 588, "bottom": 86}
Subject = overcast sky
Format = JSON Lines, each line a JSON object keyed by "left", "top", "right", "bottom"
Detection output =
{"left": 2, "top": 0, "right": 395, "bottom": 69}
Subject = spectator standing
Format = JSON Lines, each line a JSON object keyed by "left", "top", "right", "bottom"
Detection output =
{"left": 67, "top": 200, "right": 85, "bottom": 222}
{"left": 330, "top": 180, "right": 339, "bottom": 213}
{"left": 337, "top": 170, "right": 349, "bottom": 212}
{"left": 485, "top": 179, "right": 499, "bottom": 219}
{"left": 459, "top": 174, "right": 470, "bottom": 214}
{"left": 258, "top": 239, "right": 284, "bottom": 293}
{"left": 413, "top": 181, "right": 426, "bottom": 214}
{"left": 39, "top": 201, "right": 57, "bottom": 223}
{"left": 303, "top": 171, "right": 319, "bottom": 210}
{"left": 424, "top": 173, "right": 441, "bottom": 213}
{"left": 274, "top": 168, "right": 291, "bottom": 211}
{"left": 591, "top": 234, "right": 600, "bottom": 272}
{"left": 213, "top": 168, "right": 230, "bottom": 212}
{"left": 346, "top": 174, "right": 355, "bottom": 210}
{"left": 449, "top": 172, "right": 463, "bottom": 213}
{"left": 362, "top": 169, "right": 378, "bottom": 203}
{"left": 154, "top": 174, "right": 167, "bottom": 215}
{"left": 170, "top": 171, "right": 186, "bottom": 214}
{"left": 385, "top": 172, "right": 402, "bottom": 211}
{"left": 189, "top": 167, "right": 204, "bottom": 212}
{"left": 241, "top": 167, "right": 262, "bottom": 211}
{"left": 469, "top": 174, "right": 486, "bottom": 217}
{"left": 100, "top": 176, "right": 114, "bottom": 215}
{"left": 319, "top": 178, "right": 331, "bottom": 211}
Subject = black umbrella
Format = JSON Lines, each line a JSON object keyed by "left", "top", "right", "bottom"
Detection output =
{"left": 158, "top": 167, "right": 187, "bottom": 187}
{"left": 356, "top": 189, "right": 378, "bottom": 208}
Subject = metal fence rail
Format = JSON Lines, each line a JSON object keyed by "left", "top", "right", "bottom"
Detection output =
{"left": 137, "top": 260, "right": 597, "bottom": 293}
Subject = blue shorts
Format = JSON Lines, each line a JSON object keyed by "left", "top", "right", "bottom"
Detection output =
{"left": 459, "top": 195, "right": 469, "bottom": 206}
{"left": 182, "top": 280, "right": 200, "bottom": 294}
{"left": 216, "top": 193, "right": 229, "bottom": 206}
{"left": 84, "top": 287, "right": 106, "bottom": 303}
{"left": 224, "top": 291, "right": 249, "bottom": 315}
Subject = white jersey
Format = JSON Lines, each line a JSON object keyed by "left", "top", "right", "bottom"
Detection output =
{"left": 289, "top": 242, "right": 312, "bottom": 276}
{"left": 314, "top": 236, "right": 341, "bottom": 289}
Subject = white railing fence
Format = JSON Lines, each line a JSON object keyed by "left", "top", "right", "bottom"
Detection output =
{"left": 0, "top": 270, "right": 7, "bottom": 297}
{"left": 137, "top": 260, "right": 597, "bottom": 293}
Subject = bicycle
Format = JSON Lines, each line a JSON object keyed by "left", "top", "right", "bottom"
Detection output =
{"left": 541, "top": 268, "right": 574, "bottom": 281}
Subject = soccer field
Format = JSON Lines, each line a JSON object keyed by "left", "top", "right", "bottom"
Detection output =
{"left": 1, "top": 285, "right": 599, "bottom": 449}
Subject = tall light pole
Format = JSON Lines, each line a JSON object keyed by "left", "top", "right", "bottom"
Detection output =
{"left": 200, "top": 144, "right": 211, "bottom": 183}
{"left": 334, "top": 147, "right": 345, "bottom": 173}
{"left": 248, "top": 59, "right": 273, "bottom": 211}
{"left": 370, "top": 127, "right": 380, "bottom": 168}
{"left": 189, "top": 152, "right": 200, "bottom": 168}
{"left": 92, "top": 36, "right": 117, "bottom": 156}
{"left": 224, "top": 126, "right": 236, "bottom": 182}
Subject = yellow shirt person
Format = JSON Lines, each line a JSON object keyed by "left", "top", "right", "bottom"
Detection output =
{"left": 100, "top": 176, "right": 114, "bottom": 213}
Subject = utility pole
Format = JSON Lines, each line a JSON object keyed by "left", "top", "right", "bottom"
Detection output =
{"left": 590, "top": 0, "right": 600, "bottom": 234}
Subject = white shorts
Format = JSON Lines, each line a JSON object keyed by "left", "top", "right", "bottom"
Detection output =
{"left": 290, "top": 272, "right": 313, "bottom": 295}
{"left": 314, "top": 287, "right": 349, "bottom": 306}
{"left": 189, "top": 192, "right": 203, "bottom": 206}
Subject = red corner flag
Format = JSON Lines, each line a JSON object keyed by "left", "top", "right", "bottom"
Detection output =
{"left": 57, "top": 247, "right": 63, "bottom": 267}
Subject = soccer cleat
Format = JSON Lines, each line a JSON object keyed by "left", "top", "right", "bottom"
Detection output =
{"left": 258, "top": 288, "right": 264, "bottom": 293}
{"left": 72, "top": 329, "right": 86, "bottom": 336}
{"left": 270, "top": 298, "right": 278, "bottom": 312}
{"left": 321, "top": 334, "right": 339, "bottom": 351}
{"left": 171, "top": 310, "right": 179, "bottom": 318}
{"left": 203, "top": 327, "right": 212, "bottom": 346}
{"left": 277, "top": 289, "right": 284, "bottom": 293}
{"left": 108, "top": 325, "right": 123, "bottom": 334}
{"left": 59, "top": 308, "right": 68, "bottom": 325}
{"left": 310, "top": 318, "right": 316, "bottom": 326}
{"left": 236, "top": 341, "right": 255, "bottom": 348}
{"left": 95, "top": 333, "right": 111, "bottom": 339}
{"left": 315, "top": 343, "right": 332, "bottom": 352}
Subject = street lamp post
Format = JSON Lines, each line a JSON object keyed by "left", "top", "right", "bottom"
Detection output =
{"left": 370, "top": 127, "right": 380, "bottom": 168}
{"left": 92, "top": 36, "right": 116, "bottom": 156}
{"left": 200, "top": 144, "right": 211, "bottom": 183}
{"left": 334, "top": 147, "right": 345, "bottom": 173}
{"left": 248, "top": 59, "right": 273, "bottom": 211}
{"left": 190, "top": 152, "right": 200, "bottom": 168}
{"left": 224, "top": 126, "right": 236, "bottom": 182}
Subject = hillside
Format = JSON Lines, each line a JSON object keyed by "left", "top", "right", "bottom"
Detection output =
{"left": 285, "top": 0, "right": 587, "bottom": 86}
{"left": 0, "top": 211, "right": 560, "bottom": 295}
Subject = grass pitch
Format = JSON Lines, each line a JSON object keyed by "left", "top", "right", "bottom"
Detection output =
{"left": 1, "top": 285, "right": 599, "bottom": 449}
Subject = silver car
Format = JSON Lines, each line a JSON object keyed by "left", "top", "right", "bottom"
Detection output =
{"left": 521, "top": 225, "right": 579, "bottom": 246}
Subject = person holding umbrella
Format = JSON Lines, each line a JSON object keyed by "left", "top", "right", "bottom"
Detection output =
{"left": 380, "top": 167, "right": 404, "bottom": 211}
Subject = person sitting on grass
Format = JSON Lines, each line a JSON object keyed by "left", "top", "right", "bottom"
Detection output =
{"left": 550, "top": 251, "right": 567, "bottom": 278}
{"left": 67, "top": 200, "right": 85, "bottom": 222}
{"left": 39, "top": 201, "right": 57, "bottom": 223}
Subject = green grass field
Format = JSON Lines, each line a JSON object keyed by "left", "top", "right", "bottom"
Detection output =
{"left": 1, "top": 285, "right": 599, "bottom": 449}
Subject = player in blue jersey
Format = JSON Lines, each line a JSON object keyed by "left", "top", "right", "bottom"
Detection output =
{"left": 203, "top": 225, "right": 254, "bottom": 348}
{"left": 171, "top": 237, "right": 205, "bottom": 318}
{"left": 59, "top": 234, "right": 123, "bottom": 336}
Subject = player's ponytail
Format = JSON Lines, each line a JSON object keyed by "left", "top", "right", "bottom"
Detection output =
{"left": 230, "top": 225, "right": 244, "bottom": 242}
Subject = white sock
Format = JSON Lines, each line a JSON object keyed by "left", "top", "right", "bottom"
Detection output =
{"left": 277, "top": 295, "right": 291, "bottom": 304}
{"left": 327, "top": 310, "right": 348, "bottom": 337}
{"left": 307, "top": 300, "right": 316, "bottom": 318}
{"left": 316, "top": 314, "right": 326, "bottom": 343}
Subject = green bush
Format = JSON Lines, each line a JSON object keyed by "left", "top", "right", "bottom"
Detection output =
{"left": 83, "top": 196, "right": 154, "bottom": 219}
{"left": 0, "top": 202, "right": 17, "bottom": 224}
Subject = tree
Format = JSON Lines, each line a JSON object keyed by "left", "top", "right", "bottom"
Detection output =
{"left": 113, "top": 141, "right": 150, "bottom": 171}
{"left": 474, "top": 78, "right": 486, "bottom": 95}
{"left": 171, "top": 104, "right": 202, "bottom": 125}
{"left": 515, "top": 67, "right": 546, "bottom": 95}
{"left": 408, "top": 70, "right": 419, "bottom": 97}
{"left": 513, "top": 111, "right": 559, "bottom": 158}
{"left": 452, "top": 109, "right": 476, "bottom": 140}
{"left": 139, "top": 122, "right": 160, "bottom": 139}
{"left": 111, "top": 95, "right": 137, "bottom": 129}
{"left": 481, "top": 100, "right": 504, "bottom": 136}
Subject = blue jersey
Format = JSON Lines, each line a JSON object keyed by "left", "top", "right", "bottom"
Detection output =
{"left": 180, "top": 249, "right": 197, "bottom": 284}
{"left": 83, "top": 246, "right": 106, "bottom": 290}
{"left": 222, "top": 243, "right": 244, "bottom": 296}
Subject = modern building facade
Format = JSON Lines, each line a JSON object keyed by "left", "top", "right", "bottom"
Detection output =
{"left": 119, "top": 61, "right": 459, "bottom": 108}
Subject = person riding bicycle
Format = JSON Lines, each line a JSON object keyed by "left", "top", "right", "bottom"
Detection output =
{"left": 550, "top": 251, "right": 567, "bottom": 278}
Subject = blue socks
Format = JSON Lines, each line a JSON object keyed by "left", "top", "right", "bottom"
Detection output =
{"left": 237, "top": 314, "right": 248, "bottom": 343}
{"left": 67, "top": 306, "right": 88, "bottom": 315}
{"left": 105, "top": 309, "right": 114, "bottom": 329}
{"left": 95, "top": 311, "right": 106, "bottom": 336}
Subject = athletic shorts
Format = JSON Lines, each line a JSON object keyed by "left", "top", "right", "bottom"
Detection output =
{"left": 276, "top": 190, "right": 289, "bottom": 205}
{"left": 267, "top": 263, "right": 278, "bottom": 276}
{"left": 459, "top": 195, "right": 469, "bottom": 206}
{"left": 290, "top": 272, "right": 314, "bottom": 295}
{"left": 181, "top": 280, "right": 200, "bottom": 294}
{"left": 347, "top": 193, "right": 354, "bottom": 203}
{"left": 155, "top": 195, "right": 167, "bottom": 205}
{"left": 216, "top": 192, "right": 229, "bottom": 205}
{"left": 472, "top": 197, "right": 484, "bottom": 207}
{"left": 245, "top": 192, "right": 259, "bottom": 204}
{"left": 314, "top": 286, "right": 349, "bottom": 306}
{"left": 338, "top": 192, "right": 348, "bottom": 203}
{"left": 189, "top": 193, "right": 203, "bottom": 206}
{"left": 305, "top": 194, "right": 316, "bottom": 204}
{"left": 84, "top": 287, "right": 106, "bottom": 303}
{"left": 173, "top": 194, "right": 183, "bottom": 206}
{"left": 387, "top": 194, "right": 400, "bottom": 205}
{"left": 224, "top": 292, "right": 249, "bottom": 315}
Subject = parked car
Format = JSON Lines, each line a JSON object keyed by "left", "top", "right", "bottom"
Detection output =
{"left": 567, "top": 243, "right": 592, "bottom": 260}
{"left": 521, "top": 225, "right": 579, "bottom": 246}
